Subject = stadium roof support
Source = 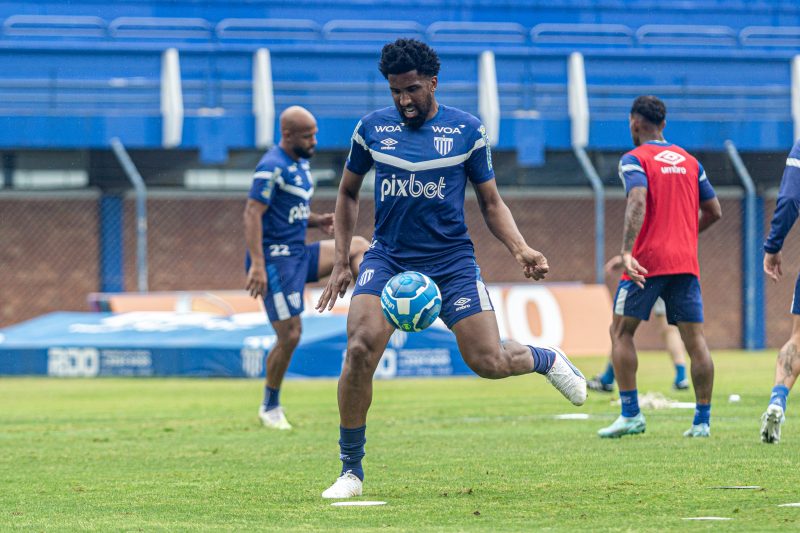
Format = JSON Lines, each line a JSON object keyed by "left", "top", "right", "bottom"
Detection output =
{"left": 110, "top": 138, "right": 148, "bottom": 292}
{"left": 568, "top": 52, "right": 604, "bottom": 283}
{"left": 725, "top": 140, "right": 765, "bottom": 350}
{"left": 253, "top": 48, "right": 275, "bottom": 149}
{"left": 160, "top": 48, "right": 184, "bottom": 149}
{"left": 477, "top": 50, "right": 500, "bottom": 146}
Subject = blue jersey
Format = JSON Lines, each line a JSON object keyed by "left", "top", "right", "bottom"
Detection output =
{"left": 765, "top": 139, "right": 800, "bottom": 254}
{"left": 247, "top": 145, "right": 314, "bottom": 255}
{"left": 346, "top": 105, "right": 494, "bottom": 262}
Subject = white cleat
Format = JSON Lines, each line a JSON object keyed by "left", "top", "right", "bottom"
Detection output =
{"left": 258, "top": 405, "right": 292, "bottom": 430}
{"left": 760, "top": 404, "right": 785, "bottom": 444}
{"left": 321, "top": 472, "right": 363, "bottom": 499}
{"left": 544, "top": 345, "right": 587, "bottom": 406}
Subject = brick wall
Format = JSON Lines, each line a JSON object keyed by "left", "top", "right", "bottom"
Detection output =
{"left": 2, "top": 193, "right": 789, "bottom": 353}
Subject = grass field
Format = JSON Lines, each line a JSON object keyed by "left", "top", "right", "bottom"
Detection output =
{"left": 2, "top": 351, "right": 798, "bottom": 531}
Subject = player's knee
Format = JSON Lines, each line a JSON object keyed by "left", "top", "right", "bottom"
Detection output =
{"left": 465, "top": 349, "right": 507, "bottom": 379}
{"left": 351, "top": 236, "right": 370, "bottom": 254}
{"left": 277, "top": 321, "right": 302, "bottom": 349}
{"left": 343, "top": 338, "right": 378, "bottom": 377}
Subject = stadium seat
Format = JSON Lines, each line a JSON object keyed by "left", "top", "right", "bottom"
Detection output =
{"left": 321, "top": 19, "right": 425, "bottom": 43}
{"left": 426, "top": 21, "right": 527, "bottom": 45}
{"left": 215, "top": 18, "right": 322, "bottom": 43}
{"left": 2, "top": 14, "right": 107, "bottom": 39}
{"left": 740, "top": 26, "right": 800, "bottom": 48}
{"left": 530, "top": 23, "right": 635, "bottom": 47}
{"left": 109, "top": 16, "right": 213, "bottom": 41}
{"left": 635, "top": 24, "right": 738, "bottom": 47}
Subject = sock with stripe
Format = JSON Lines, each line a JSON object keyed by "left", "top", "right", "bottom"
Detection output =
{"left": 529, "top": 346, "right": 556, "bottom": 375}
{"left": 693, "top": 403, "right": 711, "bottom": 426}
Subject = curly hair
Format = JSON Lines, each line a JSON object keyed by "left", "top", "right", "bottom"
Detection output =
{"left": 630, "top": 95, "right": 666, "bottom": 125}
{"left": 378, "top": 38, "right": 440, "bottom": 79}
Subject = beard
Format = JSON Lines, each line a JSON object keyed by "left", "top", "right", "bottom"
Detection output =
{"left": 293, "top": 146, "right": 314, "bottom": 159}
{"left": 396, "top": 94, "right": 433, "bottom": 130}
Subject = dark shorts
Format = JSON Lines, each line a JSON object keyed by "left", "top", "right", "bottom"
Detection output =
{"left": 613, "top": 274, "right": 704, "bottom": 325}
{"left": 246, "top": 242, "right": 320, "bottom": 323}
{"left": 792, "top": 273, "right": 800, "bottom": 315}
{"left": 351, "top": 248, "right": 494, "bottom": 329}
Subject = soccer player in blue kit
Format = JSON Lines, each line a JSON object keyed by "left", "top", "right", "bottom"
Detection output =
{"left": 315, "top": 39, "right": 587, "bottom": 498}
{"left": 244, "top": 106, "right": 369, "bottom": 430}
{"left": 760, "top": 139, "right": 800, "bottom": 443}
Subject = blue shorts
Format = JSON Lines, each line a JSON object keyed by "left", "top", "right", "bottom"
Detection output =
{"left": 352, "top": 248, "right": 494, "bottom": 329}
{"left": 246, "top": 242, "right": 320, "bottom": 323}
{"left": 792, "top": 273, "right": 800, "bottom": 314}
{"left": 613, "top": 274, "right": 703, "bottom": 325}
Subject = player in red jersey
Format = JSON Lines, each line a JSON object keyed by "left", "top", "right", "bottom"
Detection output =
{"left": 598, "top": 95, "right": 722, "bottom": 438}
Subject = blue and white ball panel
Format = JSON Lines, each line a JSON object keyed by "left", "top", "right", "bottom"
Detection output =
{"left": 791, "top": 272, "right": 800, "bottom": 315}
{"left": 614, "top": 274, "right": 703, "bottom": 324}
{"left": 353, "top": 248, "right": 493, "bottom": 328}
{"left": 245, "top": 242, "right": 321, "bottom": 323}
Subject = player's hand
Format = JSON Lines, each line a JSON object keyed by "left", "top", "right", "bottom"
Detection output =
{"left": 517, "top": 247, "right": 549, "bottom": 280}
{"left": 315, "top": 262, "right": 352, "bottom": 311}
{"left": 246, "top": 264, "right": 267, "bottom": 299}
{"left": 764, "top": 251, "right": 783, "bottom": 283}
{"left": 317, "top": 212, "right": 335, "bottom": 236}
{"left": 604, "top": 254, "right": 624, "bottom": 275}
{"left": 621, "top": 252, "right": 648, "bottom": 288}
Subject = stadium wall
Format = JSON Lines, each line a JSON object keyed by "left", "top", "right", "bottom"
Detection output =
{"left": 1, "top": 193, "right": 773, "bottom": 351}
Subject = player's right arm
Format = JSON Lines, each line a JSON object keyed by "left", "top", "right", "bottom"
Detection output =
{"left": 244, "top": 199, "right": 268, "bottom": 298}
{"left": 316, "top": 168, "right": 365, "bottom": 310}
{"left": 618, "top": 153, "right": 649, "bottom": 287}
{"left": 316, "top": 120, "right": 373, "bottom": 311}
{"left": 764, "top": 141, "right": 800, "bottom": 282}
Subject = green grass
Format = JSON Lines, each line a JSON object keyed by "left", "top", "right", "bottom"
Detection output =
{"left": 1, "top": 351, "right": 798, "bottom": 531}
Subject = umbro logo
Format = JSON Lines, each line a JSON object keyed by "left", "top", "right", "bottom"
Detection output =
{"left": 380, "top": 138, "right": 398, "bottom": 151}
{"left": 654, "top": 150, "right": 688, "bottom": 175}
{"left": 654, "top": 150, "right": 685, "bottom": 166}
{"left": 454, "top": 297, "right": 471, "bottom": 311}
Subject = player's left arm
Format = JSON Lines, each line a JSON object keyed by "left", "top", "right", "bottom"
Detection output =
{"left": 697, "top": 162, "right": 721, "bottom": 233}
{"left": 472, "top": 179, "right": 548, "bottom": 280}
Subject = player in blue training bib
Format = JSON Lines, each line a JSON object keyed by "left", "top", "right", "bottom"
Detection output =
{"left": 316, "top": 39, "right": 587, "bottom": 500}
{"left": 243, "top": 106, "right": 369, "bottom": 431}
{"left": 759, "top": 138, "right": 800, "bottom": 443}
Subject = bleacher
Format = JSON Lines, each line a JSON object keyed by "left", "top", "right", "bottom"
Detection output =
{"left": 0, "top": 1, "right": 798, "bottom": 161}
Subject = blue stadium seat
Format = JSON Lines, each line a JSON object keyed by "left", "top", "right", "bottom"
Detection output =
{"left": 216, "top": 18, "right": 322, "bottom": 43}
{"left": 2, "top": 15, "right": 107, "bottom": 39}
{"left": 740, "top": 26, "right": 800, "bottom": 48}
{"left": 635, "top": 24, "right": 738, "bottom": 47}
{"left": 530, "top": 23, "right": 635, "bottom": 48}
{"left": 321, "top": 19, "right": 425, "bottom": 43}
{"left": 108, "top": 16, "right": 213, "bottom": 41}
{"left": 426, "top": 21, "right": 527, "bottom": 45}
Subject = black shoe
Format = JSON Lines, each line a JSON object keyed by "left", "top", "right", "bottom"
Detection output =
{"left": 587, "top": 376, "right": 614, "bottom": 393}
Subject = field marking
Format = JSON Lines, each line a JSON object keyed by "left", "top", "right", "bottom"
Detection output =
{"left": 683, "top": 517, "right": 732, "bottom": 521}
{"left": 331, "top": 501, "right": 387, "bottom": 507}
{"left": 778, "top": 503, "right": 800, "bottom": 507}
{"left": 711, "top": 486, "right": 762, "bottom": 490}
{"left": 553, "top": 413, "right": 591, "bottom": 420}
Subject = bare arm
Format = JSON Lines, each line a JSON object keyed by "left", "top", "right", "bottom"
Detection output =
{"left": 620, "top": 186, "right": 648, "bottom": 288}
{"left": 473, "top": 179, "right": 548, "bottom": 280}
{"left": 698, "top": 197, "right": 722, "bottom": 233}
{"left": 308, "top": 211, "right": 335, "bottom": 235}
{"left": 243, "top": 199, "right": 268, "bottom": 298}
{"left": 316, "top": 168, "right": 365, "bottom": 310}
